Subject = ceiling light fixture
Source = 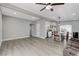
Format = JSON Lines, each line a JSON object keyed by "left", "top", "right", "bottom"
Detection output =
{"left": 46, "top": 5, "right": 52, "bottom": 9}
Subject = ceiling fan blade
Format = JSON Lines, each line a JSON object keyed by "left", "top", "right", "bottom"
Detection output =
{"left": 36, "top": 3, "right": 47, "bottom": 5}
{"left": 51, "top": 3, "right": 64, "bottom": 5}
{"left": 40, "top": 7, "right": 46, "bottom": 11}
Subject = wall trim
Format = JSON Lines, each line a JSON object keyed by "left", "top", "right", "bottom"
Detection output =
{"left": 33, "top": 36, "right": 45, "bottom": 39}
{"left": 2, "top": 15, "right": 32, "bottom": 22}
{"left": 2, "top": 36, "right": 30, "bottom": 41}
{"left": 2, "top": 36, "right": 46, "bottom": 42}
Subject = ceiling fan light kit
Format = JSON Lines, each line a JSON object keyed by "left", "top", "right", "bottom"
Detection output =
{"left": 46, "top": 5, "right": 52, "bottom": 9}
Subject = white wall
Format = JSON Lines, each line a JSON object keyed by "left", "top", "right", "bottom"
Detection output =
{"left": 31, "top": 20, "right": 46, "bottom": 39}
{"left": 60, "top": 20, "right": 79, "bottom": 32}
{"left": 31, "top": 20, "right": 57, "bottom": 39}
{"left": 32, "top": 20, "right": 46, "bottom": 39}
{"left": 2, "top": 15, "right": 31, "bottom": 41}
{"left": 0, "top": 7, "right": 2, "bottom": 46}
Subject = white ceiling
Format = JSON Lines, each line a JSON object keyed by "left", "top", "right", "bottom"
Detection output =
{"left": 1, "top": 3, "right": 79, "bottom": 21}
{"left": 1, "top": 6, "right": 40, "bottom": 21}
{"left": 10, "top": 3, "right": 79, "bottom": 21}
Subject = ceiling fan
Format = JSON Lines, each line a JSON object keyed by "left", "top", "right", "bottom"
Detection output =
{"left": 36, "top": 3, "right": 64, "bottom": 12}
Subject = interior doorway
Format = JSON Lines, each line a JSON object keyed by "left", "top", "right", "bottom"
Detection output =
{"left": 30, "top": 24, "right": 32, "bottom": 37}
{"left": 30, "top": 24, "right": 36, "bottom": 37}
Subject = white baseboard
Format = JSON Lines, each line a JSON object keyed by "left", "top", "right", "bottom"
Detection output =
{"left": 40, "top": 37, "right": 45, "bottom": 39}
{"left": 2, "top": 36, "right": 46, "bottom": 41}
{"left": 33, "top": 36, "right": 45, "bottom": 39}
{"left": 3, "top": 36, "right": 30, "bottom": 41}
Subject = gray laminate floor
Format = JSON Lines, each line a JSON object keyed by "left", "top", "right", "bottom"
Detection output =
{"left": 0, "top": 37, "right": 66, "bottom": 56}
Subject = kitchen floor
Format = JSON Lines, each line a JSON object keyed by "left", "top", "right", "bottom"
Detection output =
{"left": 0, "top": 37, "right": 66, "bottom": 56}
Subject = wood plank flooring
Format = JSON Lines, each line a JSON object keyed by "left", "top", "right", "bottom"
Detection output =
{"left": 0, "top": 37, "right": 66, "bottom": 56}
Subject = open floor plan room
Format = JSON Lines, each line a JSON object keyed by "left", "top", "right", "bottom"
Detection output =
{"left": 0, "top": 3, "right": 79, "bottom": 56}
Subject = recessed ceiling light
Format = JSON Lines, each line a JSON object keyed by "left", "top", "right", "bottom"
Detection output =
{"left": 14, "top": 12, "right": 16, "bottom": 14}
{"left": 72, "top": 13, "right": 76, "bottom": 16}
